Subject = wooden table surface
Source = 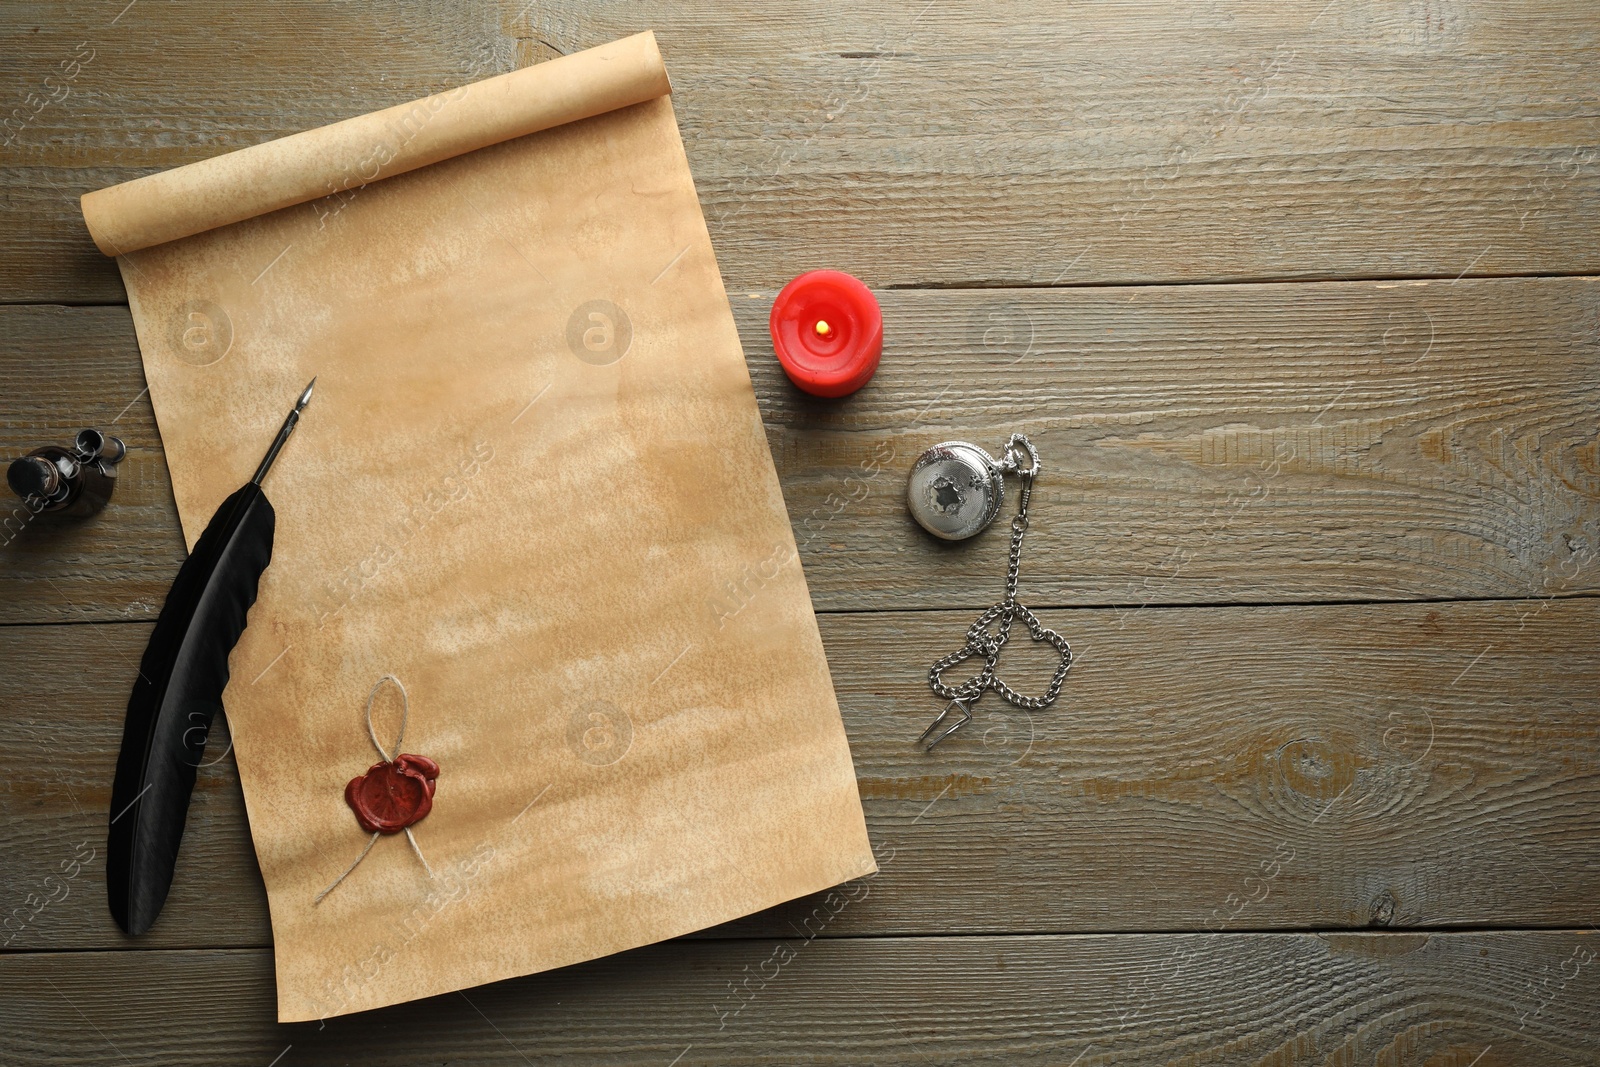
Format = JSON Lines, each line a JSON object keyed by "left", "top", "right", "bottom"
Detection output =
{"left": 3, "top": 2, "right": 1598, "bottom": 1064}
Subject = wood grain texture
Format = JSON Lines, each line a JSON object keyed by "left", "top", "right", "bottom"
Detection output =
{"left": 6, "top": 276, "right": 1598, "bottom": 624}
{"left": 4, "top": 932, "right": 1596, "bottom": 1064}
{"left": 5, "top": 598, "right": 1595, "bottom": 952}
{"left": 0, "top": 306, "right": 172, "bottom": 623}
{"left": 3, "top": 0, "right": 1599, "bottom": 301}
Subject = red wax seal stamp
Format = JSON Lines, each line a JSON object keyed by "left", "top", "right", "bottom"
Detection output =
{"left": 769, "top": 270, "right": 883, "bottom": 398}
{"left": 315, "top": 674, "right": 442, "bottom": 904}
{"left": 345, "top": 754, "right": 440, "bottom": 834}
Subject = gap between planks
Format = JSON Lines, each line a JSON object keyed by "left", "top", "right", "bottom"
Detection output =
{"left": 3, "top": 924, "right": 1596, "bottom": 957}
{"left": 4, "top": 268, "right": 1598, "bottom": 312}
{"left": 5, "top": 590, "right": 1599, "bottom": 629}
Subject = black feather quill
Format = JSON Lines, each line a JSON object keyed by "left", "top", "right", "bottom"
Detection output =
{"left": 108, "top": 379, "right": 314, "bottom": 935}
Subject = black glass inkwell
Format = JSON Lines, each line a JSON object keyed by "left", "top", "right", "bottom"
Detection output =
{"left": 7, "top": 429, "right": 126, "bottom": 518}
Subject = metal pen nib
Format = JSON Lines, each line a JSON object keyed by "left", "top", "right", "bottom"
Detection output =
{"left": 251, "top": 377, "right": 316, "bottom": 485}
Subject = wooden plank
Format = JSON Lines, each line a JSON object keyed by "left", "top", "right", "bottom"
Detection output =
{"left": 5, "top": 276, "right": 1599, "bottom": 624}
{"left": 4, "top": 598, "right": 1596, "bottom": 952}
{"left": 0, "top": 306, "right": 173, "bottom": 623}
{"left": 3, "top": 0, "right": 1599, "bottom": 302}
{"left": 4, "top": 932, "right": 1596, "bottom": 1063}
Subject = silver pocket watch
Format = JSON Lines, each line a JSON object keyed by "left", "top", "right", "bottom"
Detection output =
{"left": 906, "top": 435, "right": 1037, "bottom": 540}
{"left": 905, "top": 433, "right": 1073, "bottom": 750}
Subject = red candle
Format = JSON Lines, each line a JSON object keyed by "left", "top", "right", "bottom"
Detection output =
{"left": 769, "top": 270, "right": 883, "bottom": 397}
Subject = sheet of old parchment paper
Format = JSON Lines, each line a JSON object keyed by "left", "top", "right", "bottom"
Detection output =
{"left": 83, "top": 32, "right": 874, "bottom": 1022}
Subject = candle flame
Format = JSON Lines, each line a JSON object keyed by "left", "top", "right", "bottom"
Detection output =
{"left": 814, "top": 320, "right": 833, "bottom": 338}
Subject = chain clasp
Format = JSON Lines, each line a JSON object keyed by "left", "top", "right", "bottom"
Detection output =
{"left": 998, "top": 433, "right": 1040, "bottom": 481}
{"left": 917, "top": 698, "right": 974, "bottom": 751}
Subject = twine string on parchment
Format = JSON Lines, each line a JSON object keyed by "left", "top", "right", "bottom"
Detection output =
{"left": 314, "top": 674, "right": 433, "bottom": 905}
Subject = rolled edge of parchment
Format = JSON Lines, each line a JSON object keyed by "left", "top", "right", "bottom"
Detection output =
{"left": 80, "top": 31, "right": 671, "bottom": 256}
